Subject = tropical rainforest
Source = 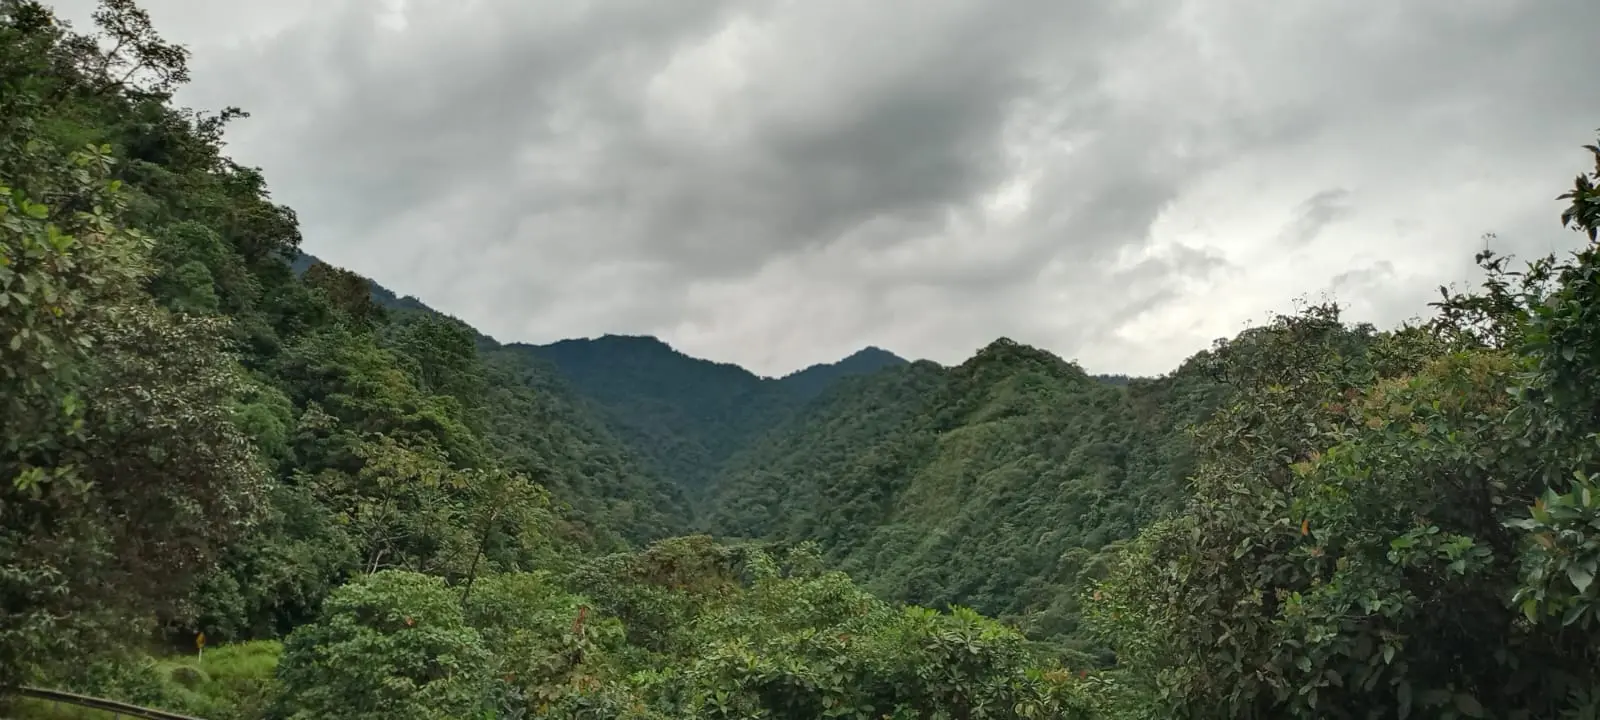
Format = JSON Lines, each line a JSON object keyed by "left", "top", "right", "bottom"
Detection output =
{"left": 3, "top": 1, "right": 1599, "bottom": 718}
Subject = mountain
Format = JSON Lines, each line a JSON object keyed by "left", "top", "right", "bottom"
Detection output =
{"left": 701, "top": 338, "right": 1226, "bottom": 658}
{"left": 503, "top": 331, "right": 1222, "bottom": 657}
{"left": 290, "top": 254, "right": 920, "bottom": 516}
{"left": 287, "top": 253, "right": 689, "bottom": 545}
{"left": 292, "top": 256, "right": 1215, "bottom": 658}
{"left": 292, "top": 251, "right": 443, "bottom": 316}
{"left": 514, "top": 335, "right": 909, "bottom": 495}
{"left": 777, "top": 346, "right": 910, "bottom": 397}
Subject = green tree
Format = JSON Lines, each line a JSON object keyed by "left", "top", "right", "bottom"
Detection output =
{"left": 461, "top": 572, "right": 624, "bottom": 713}
{"left": 1088, "top": 138, "right": 1600, "bottom": 719}
{"left": 275, "top": 570, "right": 493, "bottom": 720}
{"left": 0, "top": 139, "right": 266, "bottom": 692}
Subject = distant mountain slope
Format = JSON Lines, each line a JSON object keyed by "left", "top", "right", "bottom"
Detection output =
{"left": 706, "top": 358, "right": 947, "bottom": 542}
{"left": 704, "top": 338, "right": 1227, "bottom": 659}
{"left": 291, "top": 253, "right": 690, "bottom": 544}
{"left": 777, "top": 346, "right": 909, "bottom": 397}
{"left": 292, "top": 252, "right": 442, "bottom": 315}
{"left": 292, "top": 252, "right": 914, "bottom": 515}
{"left": 515, "top": 335, "right": 909, "bottom": 494}
{"left": 472, "top": 344, "right": 691, "bottom": 546}
{"left": 292, "top": 249, "right": 1227, "bottom": 656}
{"left": 288, "top": 250, "right": 1219, "bottom": 653}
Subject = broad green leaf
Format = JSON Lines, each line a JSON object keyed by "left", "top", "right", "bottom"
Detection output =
{"left": 1454, "top": 692, "right": 1485, "bottom": 717}
{"left": 1569, "top": 564, "right": 1595, "bottom": 594}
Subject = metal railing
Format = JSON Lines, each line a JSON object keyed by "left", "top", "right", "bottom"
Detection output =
{"left": 9, "top": 686, "right": 206, "bottom": 720}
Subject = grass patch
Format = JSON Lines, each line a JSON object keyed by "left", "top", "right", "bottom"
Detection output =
{"left": 8, "top": 641, "right": 283, "bottom": 720}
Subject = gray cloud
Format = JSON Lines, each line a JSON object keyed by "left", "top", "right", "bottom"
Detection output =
{"left": 1322, "top": 259, "right": 1439, "bottom": 331}
{"left": 1280, "top": 189, "right": 1354, "bottom": 248}
{"left": 44, "top": 0, "right": 1600, "bottom": 376}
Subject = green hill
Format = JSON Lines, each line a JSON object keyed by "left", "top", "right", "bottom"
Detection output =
{"left": 515, "top": 334, "right": 909, "bottom": 496}
{"left": 702, "top": 338, "right": 1226, "bottom": 657}
{"left": 288, "top": 254, "right": 692, "bottom": 546}
{"left": 507, "top": 329, "right": 1224, "bottom": 654}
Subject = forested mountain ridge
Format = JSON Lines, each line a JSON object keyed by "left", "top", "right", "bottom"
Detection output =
{"left": 777, "top": 345, "right": 910, "bottom": 396}
{"left": 283, "top": 252, "right": 692, "bottom": 546}
{"left": 702, "top": 337, "right": 1228, "bottom": 659}
{"left": 6, "top": 1, "right": 1600, "bottom": 717}
{"left": 516, "top": 333, "right": 910, "bottom": 495}
{"left": 501, "top": 327, "right": 1221, "bottom": 656}
{"left": 289, "top": 251, "right": 697, "bottom": 544}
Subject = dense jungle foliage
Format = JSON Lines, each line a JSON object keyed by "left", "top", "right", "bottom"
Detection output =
{"left": 3, "top": 1, "right": 1599, "bottom": 717}
{"left": 701, "top": 340, "right": 1226, "bottom": 661}
{"left": 517, "top": 337, "right": 907, "bottom": 497}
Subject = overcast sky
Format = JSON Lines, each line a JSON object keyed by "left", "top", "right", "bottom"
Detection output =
{"left": 47, "top": 0, "right": 1600, "bottom": 377}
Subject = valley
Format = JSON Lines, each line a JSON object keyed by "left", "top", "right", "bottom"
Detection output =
{"left": 4, "top": 2, "right": 1599, "bottom": 718}
{"left": 344, "top": 264, "right": 1231, "bottom": 661}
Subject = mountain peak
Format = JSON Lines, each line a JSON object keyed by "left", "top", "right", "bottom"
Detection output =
{"left": 781, "top": 348, "right": 903, "bottom": 376}
{"left": 960, "top": 337, "right": 1086, "bottom": 379}
{"left": 971, "top": 337, "right": 1033, "bottom": 360}
{"left": 841, "top": 346, "right": 904, "bottom": 363}
{"left": 545, "top": 333, "right": 671, "bottom": 349}
{"left": 777, "top": 346, "right": 908, "bottom": 399}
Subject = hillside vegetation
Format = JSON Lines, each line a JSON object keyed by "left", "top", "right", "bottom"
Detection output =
{"left": 704, "top": 339, "right": 1226, "bottom": 658}
{"left": 517, "top": 335, "right": 907, "bottom": 496}
{"left": 4, "top": 1, "right": 1600, "bottom": 718}
{"left": 527, "top": 332, "right": 1225, "bottom": 661}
